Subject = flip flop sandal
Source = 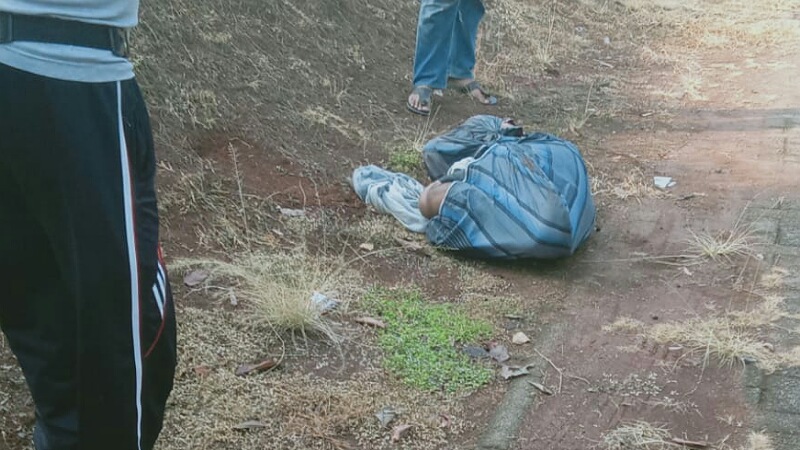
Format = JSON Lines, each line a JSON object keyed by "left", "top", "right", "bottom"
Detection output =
{"left": 455, "top": 80, "right": 498, "bottom": 106}
{"left": 407, "top": 85, "right": 433, "bottom": 116}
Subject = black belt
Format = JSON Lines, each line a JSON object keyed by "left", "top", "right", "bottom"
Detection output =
{"left": 0, "top": 12, "right": 129, "bottom": 57}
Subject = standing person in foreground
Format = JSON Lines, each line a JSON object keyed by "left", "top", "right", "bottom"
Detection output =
{"left": 0, "top": 2, "right": 177, "bottom": 450}
{"left": 407, "top": 0, "right": 498, "bottom": 116}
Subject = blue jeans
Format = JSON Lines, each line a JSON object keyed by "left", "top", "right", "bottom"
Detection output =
{"left": 413, "top": 0, "right": 486, "bottom": 89}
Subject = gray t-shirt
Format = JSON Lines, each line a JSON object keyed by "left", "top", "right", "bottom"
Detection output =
{"left": 0, "top": 0, "right": 138, "bottom": 82}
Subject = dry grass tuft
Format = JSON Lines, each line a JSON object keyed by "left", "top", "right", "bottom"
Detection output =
{"left": 744, "top": 431, "right": 774, "bottom": 450}
{"left": 648, "top": 317, "right": 780, "bottom": 371}
{"left": 606, "top": 286, "right": 800, "bottom": 372}
{"left": 596, "top": 171, "right": 658, "bottom": 203}
{"left": 173, "top": 249, "right": 362, "bottom": 342}
{"left": 759, "top": 267, "right": 788, "bottom": 290}
{"left": 602, "top": 421, "right": 671, "bottom": 450}
{"left": 603, "top": 317, "right": 646, "bottom": 333}
{"left": 688, "top": 227, "right": 757, "bottom": 261}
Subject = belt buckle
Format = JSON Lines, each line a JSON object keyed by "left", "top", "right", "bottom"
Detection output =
{"left": 109, "top": 27, "right": 129, "bottom": 57}
{"left": 0, "top": 13, "right": 13, "bottom": 44}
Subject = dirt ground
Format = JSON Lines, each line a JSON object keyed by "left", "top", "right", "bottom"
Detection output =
{"left": 2, "top": 1, "right": 800, "bottom": 449}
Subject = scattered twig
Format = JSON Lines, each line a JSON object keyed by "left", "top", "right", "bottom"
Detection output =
{"left": 229, "top": 144, "right": 250, "bottom": 238}
{"left": 354, "top": 317, "right": 386, "bottom": 329}
{"left": 671, "top": 437, "right": 709, "bottom": 448}
{"left": 535, "top": 349, "right": 564, "bottom": 393}
{"left": 528, "top": 380, "right": 554, "bottom": 395}
{"left": 566, "top": 374, "right": 591, "bottom": 385}
{"left": 235, "top": 358, "right": 279, "bottom": 377}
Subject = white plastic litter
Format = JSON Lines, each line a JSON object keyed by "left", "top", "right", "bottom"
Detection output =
{"left": 654, "top": 176, "right": 676, "bottom": 189}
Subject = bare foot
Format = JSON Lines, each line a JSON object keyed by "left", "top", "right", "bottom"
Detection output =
{"left": 450, "top": 78, "right": 497, "bottom": 105}
{"left": 407, "top": 86, "right": 433, "bottom": 116}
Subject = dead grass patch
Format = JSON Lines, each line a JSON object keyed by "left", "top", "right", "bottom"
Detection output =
{"left": 302, "top": 106, "right": 368, "bottom": 142}
{"left": 458, "top": 264, "right": 510, "bottom": 298}
{"left": 743, "top": 432, "right": 774, "bottom": 450}
{"left": 158, "top": 307, "right": 468, "bottom": 450}
{"left": 340, "top": 215, "right": 404, "bottom": 249}
{"left": 592, "top": 169, "right": 659, "bottom": 203}
{"left": 605, "top": 283, "right": 800, "bottom": 372}
{"left": 603, "top": 317, "right": 646, "bottom": 333}
{"left": 648, "top": 317, "right": 782, "bottom": 371}
{"left": 759, "top": 267, "right": 789, "bottom": 290}
{"left": 173, "top": 249, "right": 362, "bottom": 342}
{"left": 601, "top": 421, "right": 671, "bottom": 450}
{"left": 688, "top": 227, "right": 757, "bottom": 261}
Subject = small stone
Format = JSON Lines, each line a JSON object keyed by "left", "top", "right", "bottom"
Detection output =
{"left": 512, "top": 332, "right": 531, "bottom": 345}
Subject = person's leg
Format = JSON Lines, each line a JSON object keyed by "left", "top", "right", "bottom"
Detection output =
{"left": 420, "top": 181, "right": 453, "bottom": 219}
{"left": 0, "top": 63, "right": 176, "bottom": 450}
{"left": 447, "top": 0, "right": 496, "bottom": 104}
{"left": 409, "top": 0, "right": 462, "bottom": 114}
{"left": 447, "top": 0, "right": 485, "bottom": 82}
{"left": 0, "top": 135, "right": 79, "bottom": 450}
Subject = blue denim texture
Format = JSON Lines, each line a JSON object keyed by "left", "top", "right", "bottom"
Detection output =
{"left": 413, "top": 0, "right": 486, "bottom": 89}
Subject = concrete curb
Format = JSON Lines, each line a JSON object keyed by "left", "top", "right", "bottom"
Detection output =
{"left": 475, "top": 322, "right": 567, "bottom": 450}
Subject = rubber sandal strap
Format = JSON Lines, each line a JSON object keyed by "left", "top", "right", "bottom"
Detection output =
{"left": 461, "top": 81, "right": 498, "bottom": 105}
{"left": 407, "top": 85, "right": 433, "bottom": 116}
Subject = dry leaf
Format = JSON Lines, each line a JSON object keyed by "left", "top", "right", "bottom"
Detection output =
{"left": 528, "top": 380, "right": 554, "bottom": 395}
{"left": 193, "top": 365, "right": 212, "bottom": 377}
{"left": 500, "top": 365, "right": 531, "bottom": 380}
{"left": 391, "top": 424, "right": 414, "bottom": 442}
{"left": 183, "top": 270, "right": 209, "bottom": 287}
{"left": 439, "top": 414, "right": 453, "bottom": 429}
{"left": 394, "top": 236, "right": 434, "bottom": 256}
{"left": 355, "top": 317, "right": 386, "bottom": 329}
{"left": 235, "top": 358, "right": 279, "bottom": 377}
{"left": 512, "top": 332, "right": 530, "bottom": 345}
{"left": 232, "top": 420, "right": 267, "bottom": 430}
{"left": 489, "top": 344, "right": 510, "bottom": 363}
{"left": 359, "top": 243, "right": 375, "bottom": 251}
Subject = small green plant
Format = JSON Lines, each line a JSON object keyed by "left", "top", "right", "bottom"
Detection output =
{"left": 364, "top": 288, "right": 493, "bottom": 392}
{"left": 387, "top": 145, "right": 423, "bottom": 174}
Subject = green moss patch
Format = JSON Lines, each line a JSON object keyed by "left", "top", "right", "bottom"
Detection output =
{"left": 364, "top": 288, "right": 494, "bottom": 392}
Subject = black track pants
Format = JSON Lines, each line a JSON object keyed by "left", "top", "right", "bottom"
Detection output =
{"left": 0, "top": 63, "right": 176, "bottom": 450}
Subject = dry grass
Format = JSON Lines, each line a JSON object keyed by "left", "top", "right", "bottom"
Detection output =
{"left": 616, "top": 0, "right": 800, "bottom": 107}
{"left": 157, "top": 308, "right": 467, "bottom": 450}
{"left": 605, "top": 278, "right": 800, "bottom": 372}
{"left": 173, "top": 249, "right": 363, "bottom": 343}
{"left": 593, "top": 170, "right": 659, "bottom": 203}
{"left": 458, "top": 263, "right": 509, "bottom": 297}
{"left": 759, "top": 267, "right": 789, "bottom": 290}
{"left": 649, "top": 317, "right": 781, "bottom": 371}
{"left": 601, "top": 421, "right": 671, "bottom": 450}
{"left": 743, "top": 432, "right": 775, "bottom": 450}
{"left": 688, "top": 227, "right": 757, "bottom": 261}
{"left": 603, "top": 317, "right": 646, "bottom": 333}
{"left": 622, "top": 0, "right": 800, "bottom": 50}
